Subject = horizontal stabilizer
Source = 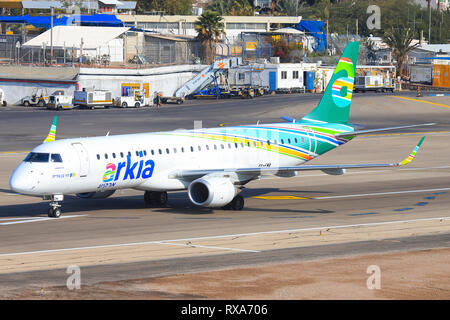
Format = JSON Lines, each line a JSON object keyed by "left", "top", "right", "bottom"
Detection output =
{"left": 335, "top": 123, "right": 435, "bottom": 137}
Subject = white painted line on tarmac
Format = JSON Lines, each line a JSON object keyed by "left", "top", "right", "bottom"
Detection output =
{"left": 0, "top": 215, "right": 86, "bottom": 226}
{"left": 314, "top": 187, "right": 450, "bottom": 200}
{"left": 157, "top": 241, "right": 260, "bottom": 253}
{"left": 0, "top": 216, "right": 448, "bottom": 258}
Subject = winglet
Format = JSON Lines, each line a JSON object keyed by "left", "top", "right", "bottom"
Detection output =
{"left": 43, "top": 116, "right": 57, "bottom": 143}
{"left": 398, "top": 136, "right": 425, "bottom": 166}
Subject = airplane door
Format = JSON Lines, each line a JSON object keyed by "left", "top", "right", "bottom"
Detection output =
{"left": 72, "top": 142, "right": 90, "bottom": 177}
{"left": 306, "top": 127, "right": 317, "bottom": 154}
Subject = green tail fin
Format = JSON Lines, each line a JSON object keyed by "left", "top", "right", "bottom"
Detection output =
{"left": 303, "top": 41, "right": 360, "bottom": 124}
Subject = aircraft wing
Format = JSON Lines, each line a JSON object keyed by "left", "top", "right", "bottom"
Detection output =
{"left": 169, "top": 137, "right": 425, "bottom": 180}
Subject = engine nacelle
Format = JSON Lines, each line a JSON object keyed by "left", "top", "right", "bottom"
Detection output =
{"left": 188, "top": 176, "right": 237, "bottom": 207}
{"left": 76, "top": 190, "right": 116, "bottom": 199}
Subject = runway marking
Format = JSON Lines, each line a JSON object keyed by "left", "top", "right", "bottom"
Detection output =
{"left": 0, "top": 215, "right": 86, "bottom": 226}
{"left": 253, "top": 196, "right": 310, "bottom": 200}
{"left": 0, "top": 216, "right": 448, "bottom": 258}
{"left": 156, "top": 242, "right": 259, "bottom": 253}
{"left": 392, "top": 96, "right": 450, "bottom": 109}
{"left": 253, "top": 187, "right": 450, "bottom": 201}
{"left": 348, "top": 212, "right": 378, "bottom": 216}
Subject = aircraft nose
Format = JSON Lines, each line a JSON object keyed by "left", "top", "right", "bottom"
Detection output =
{"left": 9, "top": 166, "right": 34, "bottom": 194}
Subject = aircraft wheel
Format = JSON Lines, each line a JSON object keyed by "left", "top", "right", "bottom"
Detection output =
{"left": 48, "top": 207, "right": 61, "bottom": 218}
{"left": 144, "top": 191, "right": 168, "bottom": 207}
{"left": 230, "top": 195, "right": 244, "bottom": 211}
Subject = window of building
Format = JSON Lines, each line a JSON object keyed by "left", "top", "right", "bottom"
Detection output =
{"left": 281, "top": 71, "right": 287, "bottom": 79}
{"left": 238, "top": 73, "right": 245, "bottom": 80}
{"left": 293, "top": 71, "right": 299, "bottom": 79}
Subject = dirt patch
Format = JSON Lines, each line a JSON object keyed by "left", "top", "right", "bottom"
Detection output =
{"left": 8, "top": 248, "right": 450, "bottom": 300}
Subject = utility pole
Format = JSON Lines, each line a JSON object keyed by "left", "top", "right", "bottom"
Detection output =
{"left": 50, "top": 6, "right": 54, "bottom": 65}
{"left": 428, "top": 1, "right": 431, "bottom": 44}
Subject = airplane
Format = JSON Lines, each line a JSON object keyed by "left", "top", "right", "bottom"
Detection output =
{"left": 9, "top": 42, "right": 432, "bottom": 218}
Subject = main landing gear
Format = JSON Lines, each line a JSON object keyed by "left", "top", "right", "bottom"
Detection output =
{"left": 45, "top": 194, "right": 64, "bottom": 218}
{"left": 222, "top": 194, "right": 245, "bottom": 211}
{"left": 144, "top": 191, "right": 168, "bottom": 207}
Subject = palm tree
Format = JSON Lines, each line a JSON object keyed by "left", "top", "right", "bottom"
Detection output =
{"left": 194, "top": 11, "right": 225, "bottom": 64}
{"left": 383, "top": 27, "right": 419, "bottom": 78}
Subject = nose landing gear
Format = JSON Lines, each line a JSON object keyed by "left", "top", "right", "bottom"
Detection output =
{"left": 44, "top": 194, "right": 64, "bottom": 218}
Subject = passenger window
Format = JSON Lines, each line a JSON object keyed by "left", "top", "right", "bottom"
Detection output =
{"left": 288, "top": 139, "right": 291, "bottom": 144}
{"left": 51, "top": 154, "right": 63, "bottom": 162}
{"left": 206, "top": 145, "right": 209, "bottom": 151}
{"left": 144, "top": 150, "right": 147, "bottom": 156}
{"left": 221, "top": 144, "right": 225, "bottom": 149}
{"left": 136, "top": 151, "right": 139, "bottom": 156}
{"left": 234, "top": 143, "right": 238, "bottom": 148}
{"left": 166, "top": 148, "right": 169, "bottom": 154}
{"left": 190, "top": 146, "right": 194, "bottom": 152}
{"left": 151, "top": 150, "right": 154, "bottom": 155}
{"left": 120, "top": 152, "right": 124, "bottom": 158}
{"left": 173, "top": 148, "right": 177, "bottom": 153}
{"left": 295, "top": 138, "right": 298, "bottom": 143}
{"left": 198, "top": 146, "right": 201, "bottom": 151}
{"left": 228, "top": 144, "right": 232, "bottom": 149}
{"left": 181, "top": 147, "right": 185, "bottom": 152}
{"left": 158, "top": 149, "right": 162, "bottom": 154}
{"left": 112, "top": 153, "right": 116, "bottom": 158}
{"left": 267, "top": 140, "right": 270, "bottom": 146}
{"left": 302, "top": 137, "right": 305, "bottom": 143}
{"left": 105, "top": 153, "right": 108, "bottom": 159}
{"left": 128, "top": 152, "right": 131, "bottom": 157}
{"left": 214, "top": 145, "right": 217, "bottom": 150}
{"left": 97, "top": 154, "right": 100, "bottom": 160}
{"left": 241, "top": 143, "right": 244, "bottom": 148}
{"left": 281, "top": 139, "right": 284, "bottom": 144}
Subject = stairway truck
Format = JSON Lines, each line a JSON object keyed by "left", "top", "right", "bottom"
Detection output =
{"left": 74, "top": 89, "right": 113, "bottom": 109}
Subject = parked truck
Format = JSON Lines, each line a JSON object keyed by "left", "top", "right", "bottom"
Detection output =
{"left": 74, "top": 88, "right": 113, "bottom": 109}
{"left": 47, "top": 90, "right": 75, "bottom": 110}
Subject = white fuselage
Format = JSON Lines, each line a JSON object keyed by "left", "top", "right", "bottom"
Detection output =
{"left": 10, "top": 123, "right": 341, "bottom": 197}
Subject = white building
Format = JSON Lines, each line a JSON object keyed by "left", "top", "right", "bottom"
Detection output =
{"left": 118, "top": 14, "right": 302, "bottom": 41}
{"left": 22, "top": 25, "right": 128, "bottom": 63}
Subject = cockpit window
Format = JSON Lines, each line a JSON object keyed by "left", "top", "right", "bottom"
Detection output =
{"left": 24, "top": 152, "right": 49, "bottom": 163}
{"left": 51, "top": 154, "right": 63, "bottom": 162}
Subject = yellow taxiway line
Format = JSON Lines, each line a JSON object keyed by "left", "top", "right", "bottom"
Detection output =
{"left": 392, "top": 96, "right": 450, "bottom": 109}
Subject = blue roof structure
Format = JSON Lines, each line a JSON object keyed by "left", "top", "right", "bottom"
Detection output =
{"left": 296, "top": 20, "right": 327, "bottom": 52}
{"left": 0, "top": 14, "right": 124, "bottom": 29}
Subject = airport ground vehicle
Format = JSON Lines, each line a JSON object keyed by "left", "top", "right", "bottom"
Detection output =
{"left": 0, "top": 88, "right": 7, "bottom": 107}
{"left": 114, "top": 88, "right": 151, "bottom": 108}
{"left": 47, "top": 91, "right": 75, "bottom": 110}
{"left": 21, "top": 88, "right": 49, "bottom": 107}
{"left": 74, "top": 89, "right": 113, "bottom": 109}
{"left": 354, "top": 74, "right": 395, "bottom": 93}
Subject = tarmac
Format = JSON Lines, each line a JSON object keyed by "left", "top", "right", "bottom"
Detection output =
{"left": 0, "top": 92, "right": 449, "bottom": 299}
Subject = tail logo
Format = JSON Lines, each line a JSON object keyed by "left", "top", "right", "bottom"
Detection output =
{"left": 331, "top": 57, "right": 355, "bottom": 108}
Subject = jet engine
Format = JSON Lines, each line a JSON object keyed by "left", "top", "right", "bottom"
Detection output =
{"left": 76, "top": 190, "right": 116, "bottom": 199}
{"left": 188, "top": 176, "right": 237, "bottom": 207}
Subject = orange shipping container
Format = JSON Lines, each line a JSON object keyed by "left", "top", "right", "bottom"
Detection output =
{"left": 433, "top": 65, "right": 450, "bottom": 88}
